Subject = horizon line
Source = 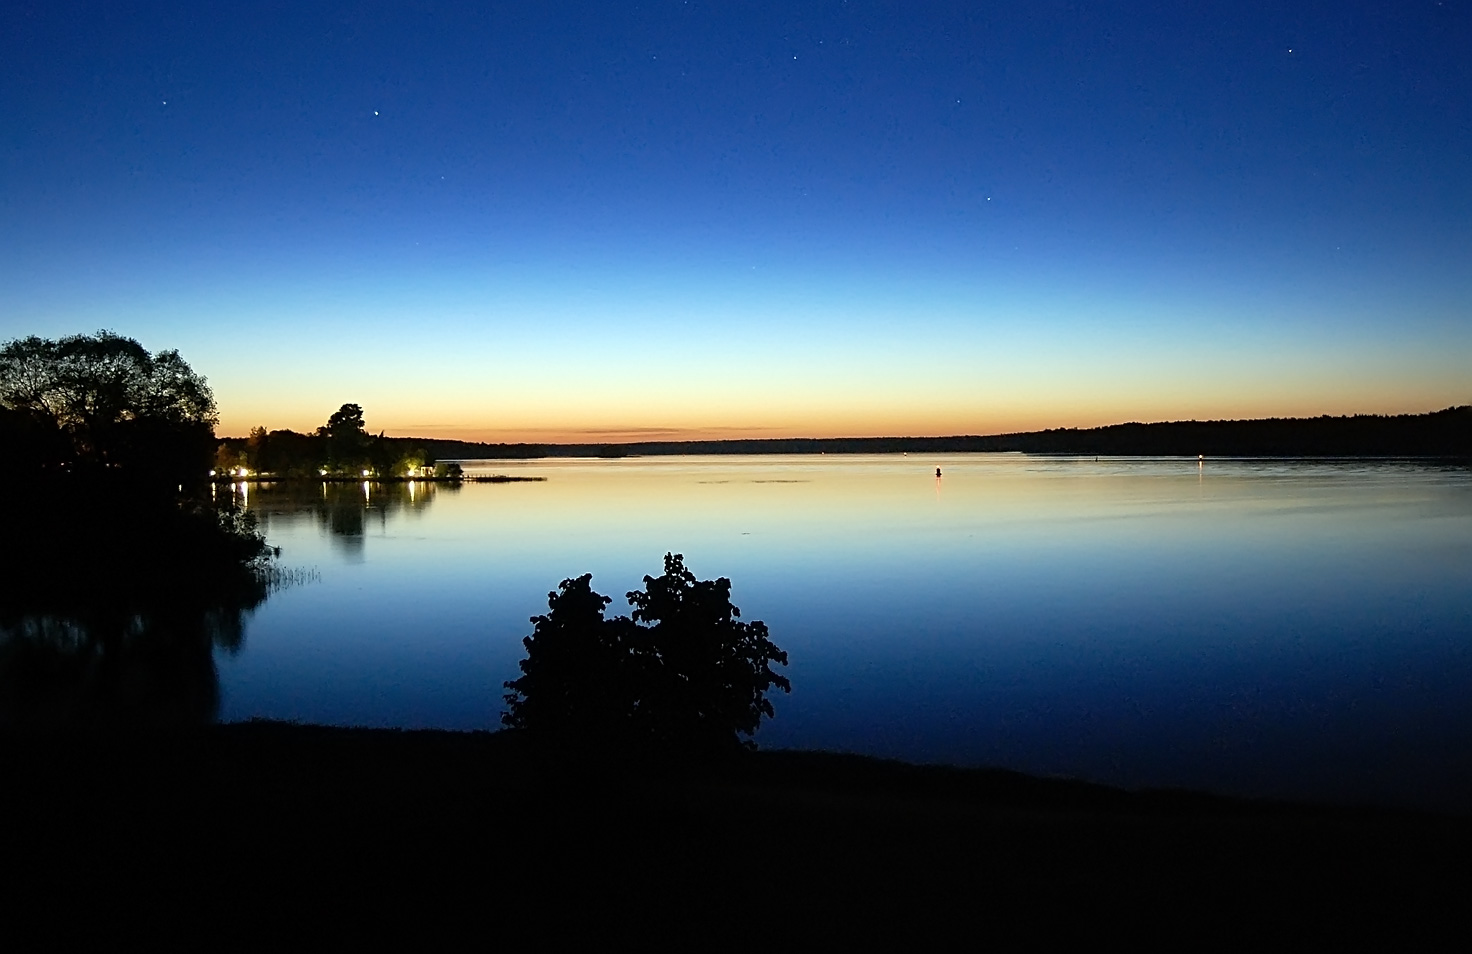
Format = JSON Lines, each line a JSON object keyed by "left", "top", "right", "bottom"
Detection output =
{"left": 220, "top": 404, "right": 1470, "bottom": 446}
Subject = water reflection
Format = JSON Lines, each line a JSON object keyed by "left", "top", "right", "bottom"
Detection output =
{"left": 228, "top": 480, "right": 452, "bottom": 559}
{"left": 0, "top": 462, "right": 283, "bottom": 731}
{"left": 223, "top": 455, "right": 1472, "bottom": 810}
{"left": 0, "top": 599, "right": 259, "bottom": 729}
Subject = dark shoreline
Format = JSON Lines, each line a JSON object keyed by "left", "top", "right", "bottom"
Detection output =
{"left": 4, "top": 721, "right": 1467, "bottom": 941}
{"left": 216, "top": 405, "right": 1471, "bottom": 463}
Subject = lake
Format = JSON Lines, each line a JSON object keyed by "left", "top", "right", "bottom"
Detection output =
{"left": 220, "top": 454, "right": 1472, "bottom": 811}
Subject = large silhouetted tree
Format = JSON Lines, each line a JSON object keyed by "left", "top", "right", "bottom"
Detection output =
{"left": 500, "top": 574, "right": 638, "bottom": 748}
{"left": 320, "top": 403, "right": 370, "bottom": 473}
{"left": 503, "top": 554, "right": 790, "bottom": 755}
{"left": 0, "top": 331, "right": 218, "bottom": 486}
{"left": 0, "top": 333, "right": 276, "bottom": 729}
{"left": 625, "top": 554, "right": 791, "bottom": 753}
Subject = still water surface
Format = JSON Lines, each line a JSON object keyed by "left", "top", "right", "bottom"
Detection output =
{"left": 224, "top": 455, "right": 1472, "bottom": 811}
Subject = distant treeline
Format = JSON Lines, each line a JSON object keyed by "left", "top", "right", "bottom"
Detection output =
{"left": 977, "top": 405, "right": 1472, "bottom": 458}
{"left": 216, "top": 403, "right": 463, "bottom": 478}
{"left": 263, "top": 406, "right": 1468, "bottom": 461}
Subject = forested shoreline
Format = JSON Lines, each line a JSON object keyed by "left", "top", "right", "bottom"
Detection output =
{"left": 221, "top": 405, "right": 1470, "bottom": 464}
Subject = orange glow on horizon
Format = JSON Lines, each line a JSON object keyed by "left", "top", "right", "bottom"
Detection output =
{"left": 208, "top": 339, "right": 1469, "bottom": 445}
{"left": 216, "top": 395, "right": 1462, "bottom": 445}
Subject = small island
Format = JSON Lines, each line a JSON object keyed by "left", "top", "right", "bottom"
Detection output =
{"left": 211, "top": 403, "right": 545, "bottom": 482}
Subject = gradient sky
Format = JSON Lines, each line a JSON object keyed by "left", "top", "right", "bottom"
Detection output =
{"left": 3, "top": 1, "right": 1469, "bottom": 441}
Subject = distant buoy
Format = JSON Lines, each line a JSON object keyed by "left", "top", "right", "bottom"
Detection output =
{"left": 935, "top": 468, "right": 942, "bottom": 478}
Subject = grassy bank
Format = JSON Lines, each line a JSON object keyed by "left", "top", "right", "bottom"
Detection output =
{"left": 2, "top": 721, "right": 1466, "bottom": 945}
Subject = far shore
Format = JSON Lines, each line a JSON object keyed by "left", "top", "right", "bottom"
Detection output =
{"left": 219, "top": 406, "right": 1470, "bottom": 462}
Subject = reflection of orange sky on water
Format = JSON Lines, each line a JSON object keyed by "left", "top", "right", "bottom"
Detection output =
{"left": 234, "top": 458, "right": 1461, "bottom": 548}
{"left": 354, "top": 457, "right": 1465, "bottom": 611}
{"left": 445, "top": 455, "right": 1243, "bottom": 535}
{"left": 319, "top": 455, "right": 1467, "bottom": 585}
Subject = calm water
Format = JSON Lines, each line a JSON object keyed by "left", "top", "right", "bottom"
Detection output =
{"left": 221, "top": 455, "right": 1472, "bottom": 811}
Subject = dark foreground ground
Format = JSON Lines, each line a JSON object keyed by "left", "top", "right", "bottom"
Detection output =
{"left": 3, "top": 723, "right": 1468, "bottom": 947}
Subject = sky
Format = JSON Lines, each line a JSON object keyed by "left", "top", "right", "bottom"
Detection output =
{"left": 2, "top": 1, "right": 1469, "bottom": 442}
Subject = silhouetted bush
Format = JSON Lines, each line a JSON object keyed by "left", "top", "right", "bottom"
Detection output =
{"left": 503, "top": 554, "right": 790, "bottom": 756}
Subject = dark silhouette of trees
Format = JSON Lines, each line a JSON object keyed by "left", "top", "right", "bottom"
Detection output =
{"left": 0, "top": 452, "right": 275, "bottom": 730}
{"left": 0, "top": 331, "right": 277, "bottom": 729}
{"left": 0, "top": 331, "right": 218, "bottom": 487}
{"left": 501, "top": 574, "right": 638, "bottom": 748}
{"left": 314, "top": 406, "right": 1470, "bottom": 460}
{"left": 321, "top": 402, "right": 369, "bottom": 473}
{"left": 0, "top": 576, "right": 265, "bottom": 730}
{"left": 223, "top": 426, "right": 328, "bottom": 477}
{"left": 325, "top": 402, "right": 366, "bottom": 436}
{"left": 231, "top": 403, "right": 424, "bottom": 477}
{"left": 216, "top": 417, "right": 440, "bottom": 479}
{"left": 503, "top": 554, "right": 790, "bottom": 756}
{"left": 625, "top": 554, "right": 792, "bottom": 753}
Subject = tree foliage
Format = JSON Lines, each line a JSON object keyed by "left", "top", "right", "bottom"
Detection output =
{"left": 502, "top": 573, "right": 637, "bottom": 747}
{"left": 0, "top": 330, "right": 271, "bottom": 587}
{"left": 0, "top": 334, "right": 275, "bottom": 730}
{"left": 0, "top": 331, "right": 217, "bottom": 484}
{"left": 215, "top": 405, "right": 438, "bottom": 479}
{"left": 320, "top": 402, "right": 369, "bottom": 471}
{"left": 503, "top": 554, "right": 790, "bottom": 755}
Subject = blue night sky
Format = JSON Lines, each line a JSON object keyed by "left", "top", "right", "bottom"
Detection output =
{"left": 3, "top": 1, "right": 1468, "bottom": 440}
